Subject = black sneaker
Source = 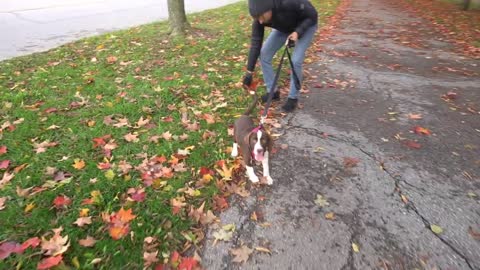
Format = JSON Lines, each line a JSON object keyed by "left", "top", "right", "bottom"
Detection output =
{"left": 261, "top": 91, "right": 280, "bottom": 103}
{"left": 282, "top": 98, "right": 298, "bottom": 112}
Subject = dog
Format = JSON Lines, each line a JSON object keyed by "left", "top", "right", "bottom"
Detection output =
{"left": 232, "top": 93, "right": 273, "bottom": 185}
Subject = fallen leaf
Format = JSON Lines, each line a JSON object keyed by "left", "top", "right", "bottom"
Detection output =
{"left": 178, "top": 257, "right": 198, "bottom": 270}
{"left": 325, "top": 212, "right": 336, "bottom": 220}
{"left": 343, "top": 157, "right": 360, "bottom": 168}
{"left": 108, "top": 225, "right": 130, "bottom": 240}
{"left": 441, "top": 91, "right": 457, "bottom": 100}
{"left": 0, "top": 196, "right": 7, "bottom": 210}
{"left": 78, "top": 236, "right": 97, "bottom": 247}
{"left": 124, "top": 133, "right": 139, "bottom": 143}
{"left": 25, "top": 202, "right": 36, "bottom": 213}
{"left": 468, "top": 227, "right": 480, "bottom": 241}
{"left": 41, "top": 227, "right": 70, "bottom": 256}
{"left": 314, "top": 194, "right": 329, "bottom": 207}
{"left": 403, "top": 140, "right": 421, "bottom": 149}
{"left": 37, "top": 255, "right": 63, "bottom": 270}
{"left": 254, "top": 247, "right": 271, "bottom": 254}
{"left": 53, "top": 195, "right": 72, "bottom": 209}
{"left": 431, "top": 224, "right": 443, "bottom": 234}
{"left": 162, "top": 131, "right": 173, "bottom": 141}
{"left": 73, "top": 216, "right": 92, "bottom": 227}
{"left": 413, "top": 126, "right": 431, "bottom": 135}
{"left": 408, "top": 113, "right": 423, "bottom": 120}
{"left": 0, "top": 171, "right": 15, "bottom": 189}
{"left": 0, "top": 146, "right": 7, "bottom": 155}
{"left": 21, "top": 237, "right": 41, "bottom": 251}
{"left": 213, "top": 229, "right": 233, "bottom": 242}
{"left": 144, "top": 251, "right": 159, "bottom": 268}
{"left": 0, "top": 241, "right": 22, "bottom": 260}
{"left": 352, "top": 243, "right": 360, "bottom": 253}
{"left": 230, "top": 245, "right": 253, "bottom": 264}
{"left": 105, "top": 169, "right": 115, "bottom": 180}
{"left": 106, "top": 56, "right": 117, "bottom": 64}
{"left": 0, "top": 160, "right": 9, "bottom": 169}
{"left": 280, "top": 144, "right": 289, "bottom": 150}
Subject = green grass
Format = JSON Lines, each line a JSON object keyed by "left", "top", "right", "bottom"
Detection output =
{"left": 0, "top": 1, "right": 341, "bottom": 269}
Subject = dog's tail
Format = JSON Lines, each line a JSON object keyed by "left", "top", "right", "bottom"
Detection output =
{"left": 242, "top": 92, "right": 259, "bottom": 116}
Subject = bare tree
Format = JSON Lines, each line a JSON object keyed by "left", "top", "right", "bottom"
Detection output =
{"left": 168, "top": 0, "right": 190, "bottom": 36}
{"left": 462, "top": 0, "right": 471, "bottom": 10}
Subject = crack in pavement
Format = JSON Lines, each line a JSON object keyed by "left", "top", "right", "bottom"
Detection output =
{"left": 282, "top": 123, "right": 476, "bottom": 270}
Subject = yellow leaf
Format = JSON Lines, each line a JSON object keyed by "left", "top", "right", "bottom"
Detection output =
{"left": 431, "top": 224, "right": 443, "bottom": 234}
{"left": 325, "top": 212, "right": 335, "bottom": 220}
{"left": 24, "top": 202, "right": 35, "bottom": 213}
{"left": 105, "top": 169, "right": 115, "bottom": 180}
{"left": 72, "top": 256, "right": 80, "bottom": 269}
{"left": 79, "top": 208, "right": 90, "bottom": 217}
{"left": 87, "top": 120, "right": 96, "bottom": 127}
{"left": 352, "top": 243, "right": 360, "bottom": 253}
{"left": 73, "top": 159, "right": 86, "bottom": 170}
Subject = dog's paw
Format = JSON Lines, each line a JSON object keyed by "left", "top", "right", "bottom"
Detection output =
{"left": 265, "top": 176, "right": 273, "bottom": 185}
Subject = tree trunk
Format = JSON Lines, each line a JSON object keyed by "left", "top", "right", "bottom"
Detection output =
{"left": 167, "top": 0, "right": 189, "bottom": 36}
{"left": 462, "top": 0, "right": 471, "bottom": 10}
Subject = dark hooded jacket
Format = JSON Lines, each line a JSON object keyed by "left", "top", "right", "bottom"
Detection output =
{"left": 246, "top": 0, "right": 318, "bottom": 72}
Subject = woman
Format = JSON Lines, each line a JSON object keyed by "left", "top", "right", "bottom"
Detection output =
{"left": 243, "top": 0, "right": 318, "bottom": 112}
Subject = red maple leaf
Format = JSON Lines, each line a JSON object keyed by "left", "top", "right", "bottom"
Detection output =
{"left": 37, "top": 255, "right": 63, "bottom": 270}
{"left": 53, "top": 195, "right": 72, "bottom": 209}
{"left": 0, "top": 160, "right": 10, "bottom": 170}
{"left": 21, "top": 237, "right": 41, "bottom": 251}
{"left": 0, "top": 241, "right": 23, "bottom": 260}
{"left": 178, "top": 257, "right": 198, "bottom": 270}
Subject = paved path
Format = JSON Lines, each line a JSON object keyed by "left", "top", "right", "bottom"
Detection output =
{"left": 201, "top": 0, "right": 480, "bottom": 269}
{"left": 0, "top": 0, "right": 239, "bottom": 60}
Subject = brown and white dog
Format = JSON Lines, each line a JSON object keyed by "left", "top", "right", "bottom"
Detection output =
{"left": 232, "top": 94, "right": 273, "bottom": 185}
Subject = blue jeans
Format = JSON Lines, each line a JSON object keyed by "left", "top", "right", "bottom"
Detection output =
{"left": 260, "top": 24, "right": 318, "bottom": 99}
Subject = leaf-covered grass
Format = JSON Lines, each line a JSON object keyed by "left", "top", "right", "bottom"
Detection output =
{"left": 0, "top": 0, "right": 340, "bottom": 269}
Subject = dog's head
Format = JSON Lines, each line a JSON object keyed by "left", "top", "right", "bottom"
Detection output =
{"left": 247, "top": 127, "right": 271, "bottom": 162}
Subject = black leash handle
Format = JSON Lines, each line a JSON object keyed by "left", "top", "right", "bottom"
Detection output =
{"left": 262, "top": 45, "right": 301, "bottom": 118}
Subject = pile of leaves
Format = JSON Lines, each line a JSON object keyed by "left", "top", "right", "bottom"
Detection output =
{"left": 395, "top": 0, "right": 480, "bottom": 58}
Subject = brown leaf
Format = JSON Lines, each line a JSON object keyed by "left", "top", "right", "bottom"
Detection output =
{"left": 106, "top": 56, "right": 117, "bottom": 64}
{"left": 408, "top": 113, "right": 423, "bottom": 120}
{"left": 468, "top": 227, "right": 480, "bottom": 241}
{"left": 403, "top": 140, "right": 421, "bottom": 149}
{"left": 78, "top": 236, "right": 97, "bottom": 247}
{"left": 124, "top": 133, "right": 139, "bottom": 143}
{"left": 343, "top": 157, "right": 360, "bottom": 168}
{"left": 162, "top": 131, "right": 173, "bottom": 141}
{"left": 33, "top": 140, "right": 58, "bottom": 154}
{"left": 143, "top": 251, "right": 159, "bottom": 268}
{"left": 0, "top": 196, "right": 6, "bottom": 210}
{"left": 41, "top": 227, "right": 70, "bottom": 256}
{"left": 230, "top": 245, "right": 253, "bottom": 264}
{"left": 0, "top": 171, "right": 15, "bottom": 189}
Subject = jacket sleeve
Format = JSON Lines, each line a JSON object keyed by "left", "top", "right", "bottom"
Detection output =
{"left": 246, "top": 20, "right": 265, "bottom": 72}
{"left": 288, "top": 0, "right": 318, "bottom": 38}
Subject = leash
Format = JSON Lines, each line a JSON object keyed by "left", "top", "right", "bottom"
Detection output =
{"left": 260, "top": 41, "right": 301, "bottom": 124}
